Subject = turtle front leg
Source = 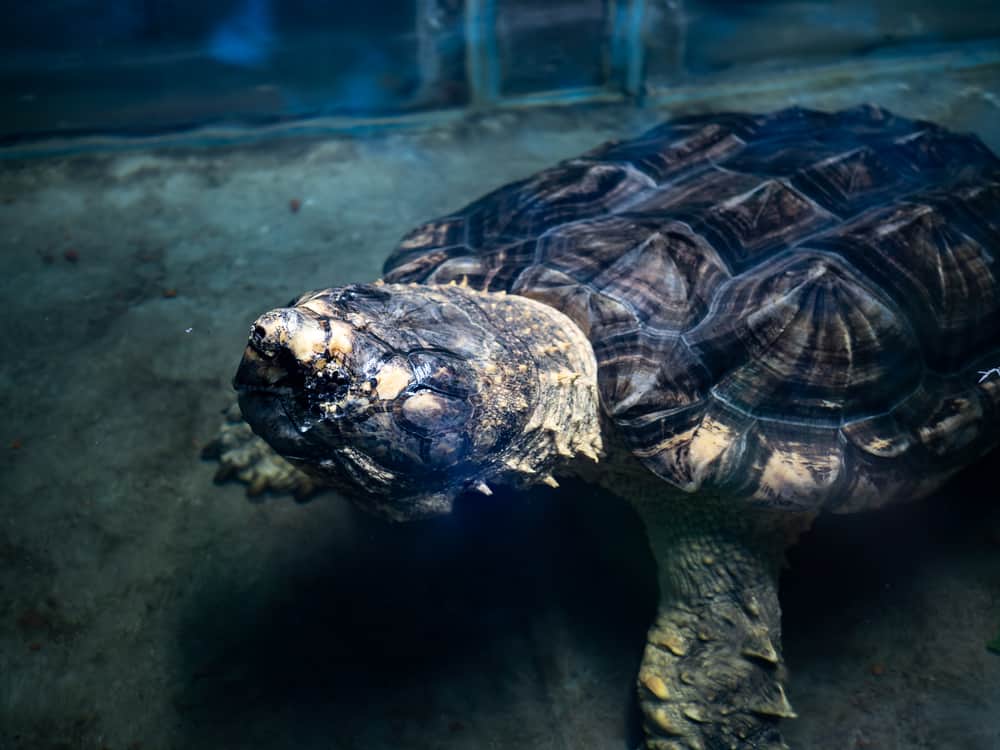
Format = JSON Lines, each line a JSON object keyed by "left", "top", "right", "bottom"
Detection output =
{"left": 202, "top": 401, "right": 321, "bottom": 499}
{"left": 633, "top": 498, "right": 798, "bottom": 750}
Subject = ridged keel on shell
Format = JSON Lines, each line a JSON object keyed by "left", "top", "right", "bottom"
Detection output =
{"left": 643, "top": 252, "right": 922, "bottom": 506}
{"left": 383, "top": 105, "right": 1000, "bottom": 512}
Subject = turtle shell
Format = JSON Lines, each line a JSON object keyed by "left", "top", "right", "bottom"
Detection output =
{"left": 382, "top": 105, "right": 1000, "bottom": 512}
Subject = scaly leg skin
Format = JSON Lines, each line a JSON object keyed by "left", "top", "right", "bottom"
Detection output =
{"left": 202, "top": 401, "right": 321, "bottom": 499}
{"left": 633, "top": 496, "right": 798, "bottom": 750}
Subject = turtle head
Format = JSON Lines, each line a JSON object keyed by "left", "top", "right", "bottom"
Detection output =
{"left": 234, "top": 283, "right": 601, "bottom": 521}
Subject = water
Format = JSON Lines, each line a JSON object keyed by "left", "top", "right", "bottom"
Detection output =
{"left": 1, "top": 4, "right": 999, "bottom": 750}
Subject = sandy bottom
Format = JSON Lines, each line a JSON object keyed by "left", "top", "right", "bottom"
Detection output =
{"left": 2, "top": 78, "right": 1000, "bottom": 750}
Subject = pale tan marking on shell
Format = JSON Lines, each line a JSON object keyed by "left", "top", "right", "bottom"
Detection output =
{"left": 401, "top": 391, "right": 446, "bottom": 422}
{"left": 917, "top": 396, "right": 982, "bottom": 455}
{"left": 398, "top": 227, "right": 434, "bottom": 249}
{"left": 688, "top": 415, "right": 737, "bottom": 481}
{"left": 374, "top": 361, "right": 413, "bottom": 401}
{"left": 634, "top": 425, "right": 698, "bottom": 460}
{"left": 868, "top": 436, "right": 901, "bottom": 454}
{"left": 757, "top": 444, "right": 841, "bottom": 500}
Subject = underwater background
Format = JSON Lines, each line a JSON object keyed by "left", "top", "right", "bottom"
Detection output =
{"left": 1, "top": 2, "right": 999, "bottom": 748}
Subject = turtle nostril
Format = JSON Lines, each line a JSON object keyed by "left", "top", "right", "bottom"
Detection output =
{"left": 250, "top": 324, "right": 276, "bottom": 358}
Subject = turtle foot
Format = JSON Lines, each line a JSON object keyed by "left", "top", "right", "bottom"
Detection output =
{"left": 202, "top": 402, "right": 321, "bottom": 500}
{"left": 637, "top": 583, "right": 793, "bottom": 750}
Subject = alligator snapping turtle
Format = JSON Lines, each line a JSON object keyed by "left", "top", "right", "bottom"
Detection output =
{"left": 212, "top": 105, "right": 1000, "bottom": 749}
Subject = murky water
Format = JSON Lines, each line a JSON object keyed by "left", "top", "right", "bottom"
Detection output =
{"left": 2, "top": 4, "right": 999, "bottom": 749}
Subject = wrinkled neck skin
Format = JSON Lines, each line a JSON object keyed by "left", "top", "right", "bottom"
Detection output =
{"left": 235, "top": 282, "right": 602, "bottom": 521}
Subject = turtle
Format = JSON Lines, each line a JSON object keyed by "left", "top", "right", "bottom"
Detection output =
{"left": 211, "top": 104, "right": 1000, "bottom": 749}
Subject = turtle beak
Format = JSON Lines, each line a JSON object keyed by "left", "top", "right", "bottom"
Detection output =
{"left": 233, "top": 344, "right": 289, "bottom": 392}
{"left": 233, "top": 307, "right": 331, "bottom": 460}
{"left": 234, "top": 382, "right": 310, "bottom": 460}
{"left": 233, "top": 307, "right": 323, "bottom": 392}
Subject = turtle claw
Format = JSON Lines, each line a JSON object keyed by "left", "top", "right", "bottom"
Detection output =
{"left": 203, "top": 401, "right": 321, "bottom": 500}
